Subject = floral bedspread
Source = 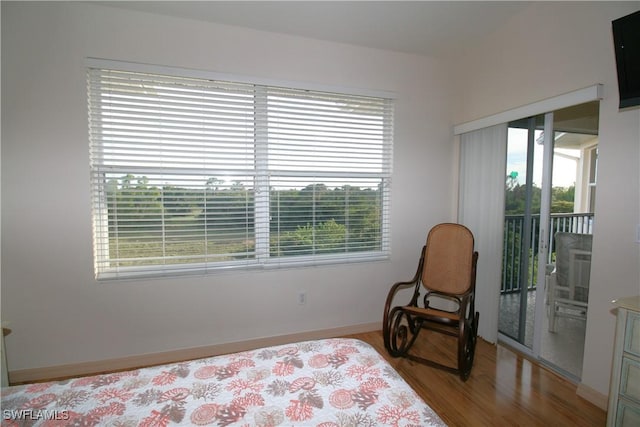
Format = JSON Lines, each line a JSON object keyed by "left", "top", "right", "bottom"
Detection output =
{"left": 1, "top": 338, "right": 445, "bottom": 426}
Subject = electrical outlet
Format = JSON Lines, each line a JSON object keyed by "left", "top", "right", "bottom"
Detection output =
{"left": 298, "top": 291, "right": 307, "bottom": 305}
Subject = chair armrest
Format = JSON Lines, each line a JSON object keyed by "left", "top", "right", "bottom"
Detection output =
{"left": 384, "top": 279, "right": 420, "bottom": 318}
{"left": 545, "top": 264, "right": 556, "bottom": 275}
{"left": 384, "top": 246, "right": 425, "bottom": 309}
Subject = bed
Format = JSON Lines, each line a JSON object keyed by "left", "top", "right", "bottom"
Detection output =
{"left": 1, "top": 338, "right": 445, "bottom": 426}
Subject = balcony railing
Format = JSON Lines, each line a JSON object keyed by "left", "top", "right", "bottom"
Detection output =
{"left": 501, "top": 213, "right": 594, "bottom": 294}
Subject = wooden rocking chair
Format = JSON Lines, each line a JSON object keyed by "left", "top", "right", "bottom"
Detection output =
{"left": 383, "top": 223, "right": 479, "bottom": 380}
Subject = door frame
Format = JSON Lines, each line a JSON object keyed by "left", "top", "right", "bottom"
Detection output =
{"left": 532, "top": 111, "right": 554, "bottom": 357}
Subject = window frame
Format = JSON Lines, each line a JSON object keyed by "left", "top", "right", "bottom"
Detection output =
{"left": 88, "top": 59, "right": 394, "bottom": 280}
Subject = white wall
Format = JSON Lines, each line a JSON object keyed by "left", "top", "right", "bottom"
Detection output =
{"left": 0, "top": 2, "right": 455, "bottom": 371}
{"left": 451, "top": 1, "right": 640, "bottom": 398}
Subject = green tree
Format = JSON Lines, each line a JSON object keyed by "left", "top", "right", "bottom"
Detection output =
{"left": 551, "top": 186, "right": 575, "bottom": 213}
{"left": 505, "top": 181, "right": 575, "bottom": 215}
{"left": 275, "top": 219, "right": 346, "bottom": 256}
{"left": 107, "top": 174, "right": 162, "bottom": 224}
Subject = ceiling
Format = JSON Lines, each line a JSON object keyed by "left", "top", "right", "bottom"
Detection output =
{"left": 97, "top": 1, "right": 531, "bottom": 58}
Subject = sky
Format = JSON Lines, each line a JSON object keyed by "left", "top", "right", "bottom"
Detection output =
{"left": 506, "top": 128, "right": 579, "bottom": 188}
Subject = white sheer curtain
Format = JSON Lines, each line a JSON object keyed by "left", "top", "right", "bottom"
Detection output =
{"left": 458, "top": 124, "right": 507, "bottom": 343}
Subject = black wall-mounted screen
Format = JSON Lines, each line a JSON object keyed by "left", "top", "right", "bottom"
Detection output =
{"left": 612, "top": 10, "right": 640, "bottom": 109}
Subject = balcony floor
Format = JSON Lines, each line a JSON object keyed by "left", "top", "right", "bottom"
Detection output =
{"left": 499, "top": 290, "right": 586, "bottom": 379}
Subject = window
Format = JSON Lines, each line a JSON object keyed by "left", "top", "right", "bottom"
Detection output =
{"left": 88, "top": 62, "right": 393, "bottom": 280}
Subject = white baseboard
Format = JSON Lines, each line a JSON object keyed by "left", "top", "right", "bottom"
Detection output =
{"left": 9, "top": 322, "right": 380, "bottom": 385}
{"left": 577, "top": 382, "right": 609, "bottom": 410}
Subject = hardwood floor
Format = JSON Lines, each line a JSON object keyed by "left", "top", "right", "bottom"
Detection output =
{"left": 344, "top": 330, "right": 606, "bottom": 427}
{"left": 9, "top": 329, "right": 606, "bottom": 426}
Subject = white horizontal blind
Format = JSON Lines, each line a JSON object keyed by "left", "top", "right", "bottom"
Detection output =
{"left": 89, "top": 65, "right": 393, "bottom": 280}
{"left": 264, "top": 87, "right": 392, "bottom": 265}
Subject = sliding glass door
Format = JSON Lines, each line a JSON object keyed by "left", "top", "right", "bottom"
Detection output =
{"left": 456, "top": 86, "right": 601, "bottom": 381}
{"left": 499, "top": 114, "right": 546, "bottom": 348}
{"left": 539, "top": 104, "right": 598, "bottom": 379}
{"left": 498, "top": 102, "right": 598, "bottom": 380}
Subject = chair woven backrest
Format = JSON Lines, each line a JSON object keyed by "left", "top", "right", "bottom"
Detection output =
{"left": 421, "top": 223, "right": 475, "bottom": 295}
